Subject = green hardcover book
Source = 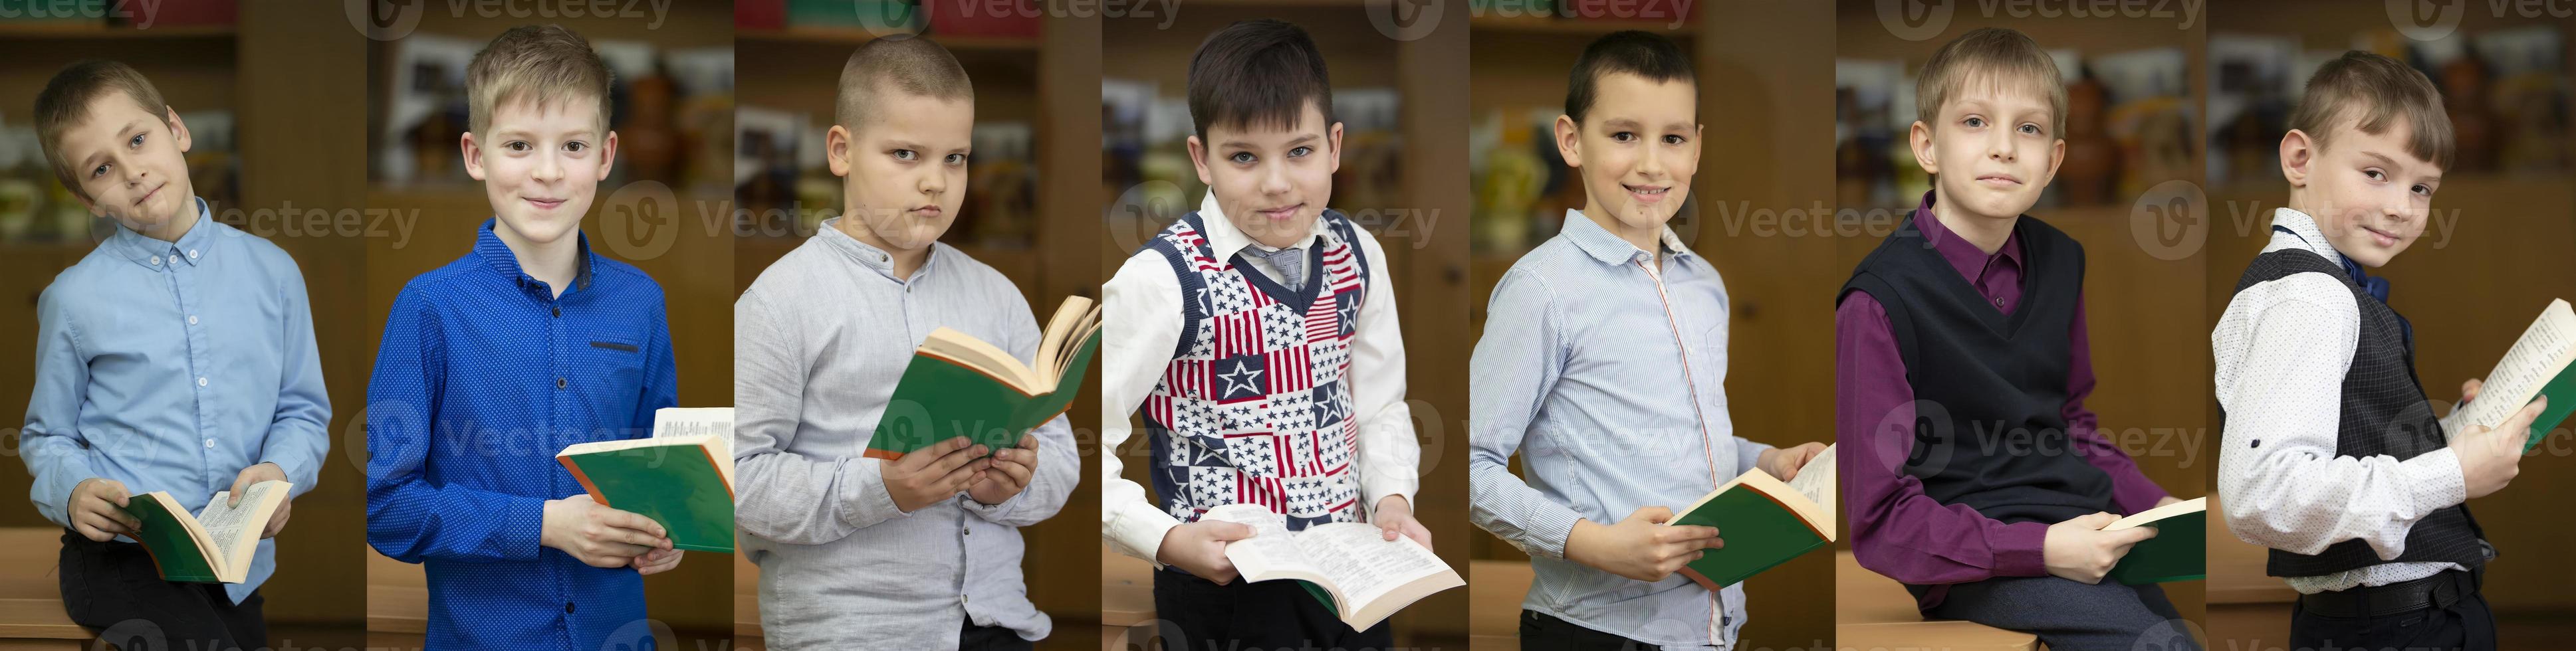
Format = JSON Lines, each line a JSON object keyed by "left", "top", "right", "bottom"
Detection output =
{"left": 1200, "top": 504, "right": 1465, "bottom": 632}
{"left": 120, "top": 480, "right": 292, "bottom": 583}
{"left": 2105, "top": 496, "right": 2206, "bottom": 585}
{"left": 867, "top": 296, "right": 1101, "bottom": 460}
{"left": 1673, "top": 444, "right": 1837, "bottom": 591}
{"left": 2439, "top": 299, "right": 2576, "bottom": 453}
{"left": 558, "top": 407, "right": 737, "bottom": 553}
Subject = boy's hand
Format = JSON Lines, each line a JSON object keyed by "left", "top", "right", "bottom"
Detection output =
{"left": 2456, "top": 378, "right": 2484, "bottom": 412}
{"left": 1564, "top": 506, "right": 1722, "bottom": 582}
{"left": 881, "top": 437, "right": 990, "bottom": 513}
{"left": 229, "top": 462, "right": 291, "bottom": 538}
{"left": 2042, "top": 512, "right": 2157, "bottom": 585}
{"left": 1157, "top": 520, "right": 1255, "bottom": 584}
{"left": 1757, "top": 442, "right": 1829, "bottom": 481}
{"left": 2155, "top": 496, "right": 2182, "bottom": 509}
{"left": 2454, "top": 395, "right": 2545, "bottom": 500}
{"left": 68, "top": 478, "right": 140, "bottom": 543}
{"left": 1372, "top": 496, "right": 1431, "bottom": 547}
{"left": 967, "top": 434, "right": 1039, "bottom": 506}
{"left": 632, "top": 547, "right": 684, "bottom": 576}
{"left": 540, "top": 494, "right": 669, "bottom": 569}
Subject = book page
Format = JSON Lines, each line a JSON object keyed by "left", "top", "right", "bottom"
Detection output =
{"left": 2107, "top": 496, "right": 2206, "bottom": 531}
{"left": 193, "top": 482, "right": 280, "bottom": 573}
{"left": 2443, "top": 300, "right": 2576, "bottom": 436}
{"left": 1294, "top": 523, "right": 1456, "bottom": 613}
{"left": 1202, "top": 504, "right": 1322, "bottom": 581}
{"left": 654, "top": 407, "right": 737, "bottom": 485}
{"left": 1784, "top": 444, "right": 1837, "bottom": 510}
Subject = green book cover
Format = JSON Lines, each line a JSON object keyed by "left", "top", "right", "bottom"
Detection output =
{"left": 559, "top": 441, "right": 737, "bottom": 553}
{"left": 2440, "top": 299, "right": 2576, "bottom": 453}
{"left": 1673, "top": 487, "right": 1831, "bottom": 590}
{"left": 2105, "top": 498, "right": 2206, "bottom": 585}
{"left": 2519, "top": 363, "right": 2576, "bottom": 454}
{"left": 122, "top": 496, "right": 218, "bottom": 583}
{"left": 868, "top": 329, "right": 1099, "bottom": 460}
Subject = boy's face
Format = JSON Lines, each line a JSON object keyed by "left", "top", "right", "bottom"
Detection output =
{"left": 1555, "top": 72, "right": 1700, "bottom": 235}
{"left": 59, "top": 90, "right": 195, "bottom": 233}
{"left": 464, "top": 95, "right": 616, "bottom": 248}
{"left": 827, "top": 90, "right": 973, "bottom": 256}
{"left": 1911, "top": 77, "right": 2063, "bottom": 221}
{"left": 2281, "top": 117, "right": 2440, "bottom": 268}
{"left": 1188, "top": 101, "right": 1343, "bottom": 250}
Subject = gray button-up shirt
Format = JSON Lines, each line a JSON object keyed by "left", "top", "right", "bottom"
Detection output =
{"left": 733, "top": 218, "right": 1078, "bottom": 649}
{"left": 1469, "top": 210, "right": 1772, "bottom": 649}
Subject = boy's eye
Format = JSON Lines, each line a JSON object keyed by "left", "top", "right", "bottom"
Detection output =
{"left": 1229, "top": 151, "right": 1256, "bottom": 164}
{"left": 2018, "top": 123, "right": 2041, "bottom": 135}
{"left": 90, "top": 163, "right": 108, "bottom": 179}
{"left": 563, "top": 141, "right": 587, "bottom": 153}
{"left": 129, "top": 133, "right": 144, "bottom": 148}
{"left": 505, "top": 141, "right": 531, "bottom": 152}
{"left": 2363, "top": 169, "right": 2385, "bottom": 182}
{"left": 1288, "top": 146, "right": 1313, "bottom": 157}
{"left": 1610, "top": 132, "right": 1637, "bottom": 143}
{"left": 2412, "top": 183, "right": 2432, "bottom": 197}
{"left": 946, "top": 153, "right": 967, "bottom": 165}
{"left": 893, "top": 149, "right": 917, "bottom": 161}
{"left": 1962, "top": 116, "right": 1986, "bottom": 128}
{"left": 1662, "top": 134, "right": 1686, "bottom": 145}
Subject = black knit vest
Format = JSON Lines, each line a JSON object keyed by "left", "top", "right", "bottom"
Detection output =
{"left": 1840, "top": 214, "right": 2118, "bottom": 597}
{"left": 2226, "top": 248, "right": 2488, "bottom": 577}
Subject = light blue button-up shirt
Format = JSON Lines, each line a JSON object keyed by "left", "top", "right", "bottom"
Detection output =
{"left": 1469, "top": 210, "right": 1770, "bottom": 649}
{"left": 21, "top": 197, "right": 330, "bottom": 604}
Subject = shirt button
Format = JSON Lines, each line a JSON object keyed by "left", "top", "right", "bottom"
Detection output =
{"left": 552, "top": 307, "right": 560, "bottom": 318}
{"left": 187, "top": 249, "right": 198, "bottom": 259}
{"left": 150, "top": 256, "right": 161, "bottom": 266}
{"left": 564, "top": 601, "right": 575, "bottom": 614}
{"left": 203, "top": 438, "right": 215, "bottom": 450}
{"left": 556, "top": 377, "right": 567, "bottom": 389}
{"left": 197, "top": 377, "right": 208, "bottom": 387}
{"left": 187, "top": 315, "right": 198, "bottom": 326}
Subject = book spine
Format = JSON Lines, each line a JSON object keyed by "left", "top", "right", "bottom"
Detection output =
{"left": 558, "top": 456, "right": 611, "bottom": 509}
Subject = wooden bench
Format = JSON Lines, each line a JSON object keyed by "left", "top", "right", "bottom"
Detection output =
{"left": 735, "top": 545, "right": 762, "bottom": 646}
{"left": 1467, "top": 560, "right": 1531, "bottom": 647}
{"left": 2204, "top": 494, "right": 2291, "bottom": 648}
{"left": 1835, "top": 550, "right": 2040, "bottom": 651}
{"left": 1102, "top": 549, "right": 1154, "bottom": 651}
{"left": 364, "top": 546, "right": 427, "bottom": 648}
{"left": 0, "top": 527, "right": 90, "bottom": 650}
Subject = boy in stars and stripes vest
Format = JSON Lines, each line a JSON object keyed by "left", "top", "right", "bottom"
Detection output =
{"left": 1100, "top": 19, "right": 1424, "bottom": 650}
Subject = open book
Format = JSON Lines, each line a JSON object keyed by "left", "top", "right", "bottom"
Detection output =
{"left": 557, "top": 407, "right": 737, "bottom": 553}
{"left": 866, "top": 295, "right": 1102, "bottom": 460}
{"left": 2104, "top": 496, "right": 2206, "bottom": 585}
{"left": 1201, "top": 503, "right": 1464, "bottom": 632}
{"left": 1671, "top": 444, "right": 1837, "bottom": 591}
{"left": 121, "top": 480, "right": 291, "bottom": 583}
{"left": 2438, "top": 298, "right": 2576, "bottom": 453}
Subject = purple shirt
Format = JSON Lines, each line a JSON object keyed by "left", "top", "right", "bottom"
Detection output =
{"left": 1836, "top": 191, "right": 2169, "bottom": 608}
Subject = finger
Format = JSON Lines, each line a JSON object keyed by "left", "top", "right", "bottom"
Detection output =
{"left": 901, "top": 437, "right": 975, "bottom": 471}
{"left": 1206, "top": 521, "right": 1256, "bottom": 541}
{"left": 923, "top": 444, "right": 988, "bottom": 477}
{"left": 991, "top": 456, "right": 1034, "bottom": 486}
{"left": 1636, "top": 506, "right": 1675, "bottom": 524}
{"left": 2463, "top": 378, "right": 2483, "bottom": 401}
{"left": 1655, "top": 525, "right": 1720, "bottom": 542}
{"left": 229, "top": 472, "right": 253, "bottom": 508}
{"left": 935, "top": 459, "right": 987, "bottom": 494}
{"left": 1379, "top": 523, "right": 1398, "bottom": 541}
{"left": 598, "top": 539, "right": 655, "bottom": 559}
{"left": 2081, "top": 512, "right": 2119, "bottom": 529}
{"left": 103, "top": 483, "right": 128, "bottom": 508}
{"left": 1017, "top": 433, "right": 1040, "bottom": 451}
{"left": 1405, "top": 526, "right": 1433, "bottom": 547}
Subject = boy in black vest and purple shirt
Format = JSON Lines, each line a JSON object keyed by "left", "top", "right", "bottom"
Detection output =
{"left": 2216, "top": 50, "right": 2545, "bottom": 650}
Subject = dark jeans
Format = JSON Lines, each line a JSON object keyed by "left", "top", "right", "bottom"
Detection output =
{"left": 962, "top": 616, "right": 1034, "bottom": 651}
{"left": 57, "top": 529, "right": 267, "bottom": 651}
{"left": 2289, "top": 574, "right": 2496, "bottom": 651}
{"left": 1519, "top": 610, "right": 1667, "bottom": 650}
{"left": 1925, "top": 575, "right": 2198, "bottom": 651}
{"left": 1149, "top": 568, "right": 1394, "bottom": 651}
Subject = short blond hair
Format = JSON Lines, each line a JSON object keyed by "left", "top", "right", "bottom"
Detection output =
{"left": 467, "top": 24, "right": 614, "bottom": 136}
{"left": 33, "top": 60, "right": 170, "bottom": 199}
{"left": 1915, "top": 27, "right": 2065, "bottom": 138}
{"left": 2289, "top": 50, "right": 2454, "bottom": 171}
{"left": 835, "top": 36, "right": 973, "bottom": 131}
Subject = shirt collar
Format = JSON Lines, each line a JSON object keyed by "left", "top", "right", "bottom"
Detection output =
{"left": 1560, "top": 208, "right": 1699, "bottom": 267}
{"left": 106, "top": 196, "right": 216, "bottom": 269}
{"left": 473, "top": 217, "right": 596, "bottom": 295}
{"left": 2268, "top": 207, "right": 2346, "bottom": 268}
{"left": 1913, "top": 189, "right": 2023, "bottom": 282}
{"left": 1197, "top": 191, "right": 1325, "bottom": 262}
{"left": 815, "top": 216, "right": 942, "bottom": 282}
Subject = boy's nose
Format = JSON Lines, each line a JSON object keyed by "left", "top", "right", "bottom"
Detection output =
{"left": 1259, "top": 163, "right": 1292, "bottom": 195}
{"left": 1986, "top": 135, "right": 2016, "bottom": 162}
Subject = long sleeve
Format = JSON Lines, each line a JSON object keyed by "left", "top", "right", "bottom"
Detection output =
{"left": 23, "top": 286, "right": 96, "bottom": 529}
{"left": 731, "top": 288, "right": 908, "bottom": 545}
{"left": 631, "top": 295, "right": 679, "bottom": 432}
{"left": 2214, "top": 278, "right": 2464, "bottom": 558}
{"left": 364, "top": 287, "right": 546, "bottom": 563}
{"left": 261, "top": 261, "right": 331, "bottom": 498}
{"left": 1347, "top": 229, "right": 1419, "bottom": 516}
{"left": 2060, "top": 291, "right": 2172, "bottom": 515}
{"left": 1101, "top": 252, "right": 1186, "bottom": 563}
{"left": 1837, "top": 292, "right": 2050, "bottom": 584}
{"left": 965, "top": 294, "right": 1079, "bottom": 527}
{"left": 1466, "top": 268, "right": 1589, "bottom": 559}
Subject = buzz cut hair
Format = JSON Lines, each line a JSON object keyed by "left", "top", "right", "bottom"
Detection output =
{"left": 1563, "top": 30, "right": 1697, "bottom": 124}
{"left": 33, "top": 59, "right": 170, "bottom": 199}
{"left": 466, "top": 24, "right": 616, "bottom": 136}
{"left": 2289, "top": 50, "right": 2455, "bottom": 171}
{"left": 835, "top": 36, "right": 974, "bottom": 131}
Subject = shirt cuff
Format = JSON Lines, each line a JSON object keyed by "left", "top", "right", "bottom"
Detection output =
{"left": 1106, "top": 504, "right": 1182, "bottom": 568}
{"left": 1520, "top": 502, "right": 1585, "bottom": 561}
{"left": 505, "top": 496, "right": 547, "bottom": 560}
{"left": 1992, "top": 519, "right": 2052, "bottom": 577}
{"left": 961, "top": 491, "right": 1016, "bottom": 519}
{"left": 2400, "top": 446, "right": 2469, "bottom": 519}
{"left": 846, "top": 462, "right": 911, "bottom": 527}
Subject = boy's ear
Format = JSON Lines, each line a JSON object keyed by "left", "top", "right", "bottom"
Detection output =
{"left": 1185, "top": 135, "right": 1213, "bottom": 187}
{"left": 2038, "top": 136, "right": 2065, "bottom": 187}
{"left": 594, "top": 130, "right": 620, "bottom": 182}
{"left": 1907, "top": 120, "right": 1938, "bottom": 175}
{"left": 1552, "top": 114, "right": 1581, "bottom": 169}
{"left": 2278, "top": 128, "right": 2314, "bottom": 189}
{"left": 164, "top": 106, "right": 192, "bottom": 153}
{"left": 459, "top": 131, "right": 487, "bottom": 181}
{"left": 1326, "top": 122, "right": 1345, "bottom": 174}
{"left": 825, "top": 125, "right": 853, "bottom": 178}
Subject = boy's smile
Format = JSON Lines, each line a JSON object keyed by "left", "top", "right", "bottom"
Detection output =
{"left": 465, "top": 95, "right": 616, "bottom": 249}
{"left": 1189, "top": 102, "right": 1342, "bottom": 250}
{"left": 1913, "top": 78, "right": 2063, "bottom": 235}
{"left": 1557, "top": 72, "right": 1699, "bottom": 253}
{"left": 829, "top": 90, "right": 973, "bottom": 268}
{"left": 60, "top": 90, "right": 197, "bottom": 238}
{"left": 2283, "top": 116, "right": 2438, "bottom": 268}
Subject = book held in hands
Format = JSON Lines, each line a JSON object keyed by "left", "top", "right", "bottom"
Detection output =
{"left": 1670, "top": 444, "right": 1837, "bottom": 591}
{"left": 2439, "top": 298, "right": 2576, "bottom": 452}
{"left": 867, "top": 295, "right": 1102, "bottom": 460}
{"left": 556, "top": 407, "right": 737, "bottom": 553}
{"left": 2103, "top": 496, "right": 2206, "bottom": 585}
{"left": 1199, "top": 503, "right": 1465, "bottom": 632}
{"left": 121, "top": 480, "right": 291, "bottom": 583}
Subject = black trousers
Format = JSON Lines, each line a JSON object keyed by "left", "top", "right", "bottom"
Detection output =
{"left": 961, "top": 616, "right": 1035, "bottom": 651}
{"left": 2289, "top": 573, "right": 2496, "bottom": 651}
{"left": 1519, "top": 610, "right": 1667, "bottom": 650}
{"left": 57, "top": 529, "right": 267, "bottom": 651}
{"left": 1149, "top": 568, "right": 1394, "bottom": 651}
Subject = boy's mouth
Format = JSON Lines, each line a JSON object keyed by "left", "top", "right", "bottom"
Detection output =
{"left": 134, "top": 182, "right": 165, "bottom": 207}
{"left": 1256, "top": 203, "right": 1304, "bottom": 221}
{"left": 909, "top": 205, "right": 943, "bottom": 219}
{"left": 1974, "top": 173, "right": 2023, "bottom": 189}
{"left": 1624, "top": 184, "right": 1669, "bottom": 203}
{"left": 523, "top": 197, "right": 567, "bottom": 211}
{"left": 2361, "top": 225, "right": 2400, "bottom": 247}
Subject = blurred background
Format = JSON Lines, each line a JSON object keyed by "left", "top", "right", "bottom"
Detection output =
{"left": 729, "top": 0, "right": 1106, "bottom": 648}
{"left": 1098, "top": 0, "right": 1471, "bottom": 648}
{"left": 2200, "top": 3, "right": 2576, "bottom": 648}
{"left": 360, "top": 1, "right": 737, "bottom": 648}
{"left": 0, "top": 1, "right": 370, "bottom": 649}
{"left": 1835, "top": 0, "right": 2210, "bottom": 648}
{"left": 1463, "top": 2, "right": 1839, "bottom": 650}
